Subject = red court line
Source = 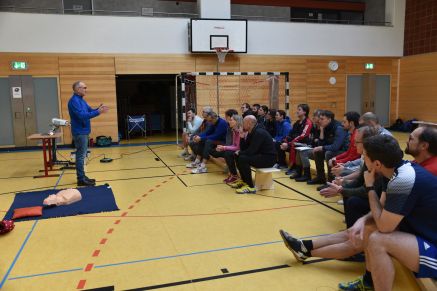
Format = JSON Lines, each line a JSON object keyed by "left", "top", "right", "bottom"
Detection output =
{"left": 99, "top": 238, "right": 107, "bottom": 245}
{"left": 79, "top": 203, "right": 316, "bottom": 218}
{"left": 77, "top": 279, "right": 86, "bottom": 289}
{"left": 148, "top": 189, "right": 154, "bottom": 192}
{"left": 107, "top": 228, "right": 114, "bottom": 234}
{"left": 135, "top": 199, "right": 141, "bottom": 203}
{"left": 162, "top": 181, "right": 167, "bottom": 184}
{"left": 128, "top": 205, "right": 134, "bottom": 209}
{"left": 92, "top": 250, "right": 100, "bottom": 257}
{"left": 121, "top": 212, "right": 128, "bottom": 217}
{"left": 114, "top": 220, "right": 121, "bottom": 224}
{"left": 84, "top": 264, "right": 94, "bottom": 272}
{"left": 155, "top": 184, "right": 161, "bottom": 188}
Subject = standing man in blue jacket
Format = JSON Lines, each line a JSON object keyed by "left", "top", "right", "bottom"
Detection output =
{"left": 68, "top": 81, "right": 108, "bottom": 186}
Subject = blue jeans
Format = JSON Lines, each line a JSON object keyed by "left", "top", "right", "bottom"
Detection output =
{"left": 73, "top": 134, "right": 88, "bottom": 181}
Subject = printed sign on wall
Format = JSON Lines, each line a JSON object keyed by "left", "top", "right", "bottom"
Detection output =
{"left": 12, "top": 87, "right": 22, "bottom": 98}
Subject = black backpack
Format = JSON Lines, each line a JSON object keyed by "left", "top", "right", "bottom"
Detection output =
{"left": 96, "top": 136, "right": 112, "bottom": 147}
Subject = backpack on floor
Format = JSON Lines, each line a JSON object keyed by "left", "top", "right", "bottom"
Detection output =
{"left": 96, "top": 136, "right": 112, "bottom": 147}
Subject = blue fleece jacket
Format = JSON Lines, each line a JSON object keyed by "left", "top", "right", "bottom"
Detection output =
{"left": 68, "top": 94, "right": 100, "bottom": 136}
{"left": 274, "top": 119, "right": 292, "bottom": 142}
{"left": 199, "top": 117, "right": 227, "bottom": 143}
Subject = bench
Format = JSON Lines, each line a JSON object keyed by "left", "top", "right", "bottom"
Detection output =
{"left": 253, "top": 167, "right": 280, "bottom": 190}
{"left": 417, "top": 278, "right": 437, "bottom": 291}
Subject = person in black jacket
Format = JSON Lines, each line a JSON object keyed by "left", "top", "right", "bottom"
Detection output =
{"left": 308, "top": 110, "right": 348, "bottom": 188}
{"left": 233, "top": 115, "right": 276, "bottom": 194}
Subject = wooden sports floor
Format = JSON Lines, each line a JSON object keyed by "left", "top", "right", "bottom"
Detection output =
{"left": 0, "top": 133, "right": 420, "bottom": 290}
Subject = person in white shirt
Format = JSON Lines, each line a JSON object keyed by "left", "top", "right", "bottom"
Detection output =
{"left": 179, "top": 108, "right": 203, "bottom": 157}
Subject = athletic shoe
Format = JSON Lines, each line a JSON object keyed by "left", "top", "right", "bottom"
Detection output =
{"left": 186, "top": 161, "right": 200, "bottom": 168}
{"left": 184, "top": 155, "right": 195, "bottom": 161}
{"left": 338, "top": 276, "right": 374, "bottom": 291}
{"left": 178, "top": 151, "right": 189, "bottom": 158}
{"left": 226, "top": 175, "right": 239, "bottom": 184}
{"left": 235, "top": 185, "right": 256, "bottom": 194}
{"left": 337, "top": 199, "right": 344, "bottom": 205}
{"left": 279, "top": 230, "right": 309, "bottom": 262}
{"left": 228, "top": 180, "right": 246, "bottom": 188}
{"left": 191, "top": 166, "right": 207, "bottom": 174}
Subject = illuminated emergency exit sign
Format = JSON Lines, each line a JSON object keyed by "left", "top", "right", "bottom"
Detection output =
{"left": 11, "top": 61, "right": 28, "bottom": 70}
{"left": 365, "top": 63, "right": 374, "bottom": 70}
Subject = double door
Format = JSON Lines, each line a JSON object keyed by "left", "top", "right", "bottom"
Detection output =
{"left": 0, "top": 76, "right": 60, "bottom": 147}
{"left": 346, "top": 74, "right": 391, "bottom": 126}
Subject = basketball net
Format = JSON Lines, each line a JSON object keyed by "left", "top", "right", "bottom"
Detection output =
{"left": 213, "top": 47, "right": 233, "bottom": 64}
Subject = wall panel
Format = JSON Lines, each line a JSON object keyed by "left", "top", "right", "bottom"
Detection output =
{"left": 59, "top": 74, "right": 117, "bottom": 142}
{"left": 398, "top": 52, "right": 437, "bottom": 123}
{"left": 0, "top": 52, "right": 401, "bottom": 146}
{"left": 0, "top": 53, "right": 58, "bottom": 75}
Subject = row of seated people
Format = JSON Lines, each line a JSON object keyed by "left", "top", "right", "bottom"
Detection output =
{"left": 179, "top": 105, "right": 277, "bottom": 194}
{"left": 279, "top": 125, "right": 437, "bottom": 290}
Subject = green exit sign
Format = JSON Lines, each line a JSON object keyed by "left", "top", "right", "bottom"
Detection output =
{"left": 365, "top": 63, "right": 374, "bottom": 70}
{"left": 11, "top": 61, "right": 28, "bottom": 70}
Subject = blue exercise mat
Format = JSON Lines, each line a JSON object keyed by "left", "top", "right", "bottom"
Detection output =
{"left": 3, "top": 184, "right": 119, "bottom": 222}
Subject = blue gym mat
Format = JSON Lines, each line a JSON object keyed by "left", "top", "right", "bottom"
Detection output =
{"left": 3, "top": 184, "right": 119, "bottom": 222}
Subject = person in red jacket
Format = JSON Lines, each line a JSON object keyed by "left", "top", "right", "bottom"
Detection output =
{"left": 327, "top": 111, "right": 361, "bottom": 182}
{"left": 405, "top": 126, "right": 437, "bottom": 175}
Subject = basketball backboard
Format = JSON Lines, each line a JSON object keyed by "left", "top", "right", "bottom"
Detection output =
{"left": 189, "top": 18, "right": 247, "bottom": 53}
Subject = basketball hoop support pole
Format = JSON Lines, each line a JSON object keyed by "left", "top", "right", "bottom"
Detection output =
{"left": 216, "top": 62, "right": 220, "bottom": 115}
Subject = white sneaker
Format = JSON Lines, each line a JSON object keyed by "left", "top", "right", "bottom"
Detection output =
{"left": 186, "top": 161, "right": 200, "bottom": 168}
{"left": 178, "top": 151, "right": 189, "bottom": 158}
{"left": 184, "top": 155, "right": 195, "bottom": 161}
{"left": 191, "top": 166, "right": 207, "bottom": 174}
{"left": 337, "top": 199, "right": 344, "bottom": 205}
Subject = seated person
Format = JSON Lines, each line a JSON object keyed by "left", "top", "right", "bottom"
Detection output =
{"left": 216, "top": 114, "right": 243, "bottom": 184}
{"left": 293, "top": 110, "right": 322, "bottom": 181}
{"left": 251, "top": 103, "right": 260, "bottom": 118}
{"left": 188, "top": 111, "right": 227, "bottom": 174}
{"left": 405, "top": 126, "right": 437, "bottom": 175}
{"left": 257, "top": 105, "right": 269, "bottom": 127}
{"left": 179, "top": 108, "right": 203, "bottom": 157}
{"left": 307, "top": 110, "right": 348, "bottom": 188}
{"left": 360, "top": 112, "right": 392, "bottom": 136}
{"left": 280, "top": 135, "right": 437, "bottom": 291}
{"left": 231, "top": 116, "right": 276, "bottom": 194}
{"left": 320, "top": 126, "right": 381, "bottom": 228}
{"left": 264, "top": 109, "right": 277, "bottom": 138}
{"left": 187, "top": 106, "right": 213, "bottom": 161}
{"left": 274, "top": 110, "right": 292, "bottom": 169}
{"left": 326, "top": 111, "right": 361, "bottom": 182}
{"left": 241, "top": 103, "right": 254, "bottom": 118}
{"left": 276, "top": 104, "right": 313, "bottom": 176}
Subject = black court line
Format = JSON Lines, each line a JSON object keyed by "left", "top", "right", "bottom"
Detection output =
{"left": 273, "top": 180, "right": 344, "bottom": 215}
{"left": 124, "top": 264, "right": 290, "bottom": 290}
{"left": 145, "top": 145, "right": 187, "bottom": 187}
{"left": 0, "top": 166, "right": 170, "bottom": 180}
{"left": 84, "top": 287, "right": 114, "bottom": 291}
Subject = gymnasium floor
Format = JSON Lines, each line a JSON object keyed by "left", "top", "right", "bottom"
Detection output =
{"left": 0, "top": 132, "right": 420, "bottom": 291}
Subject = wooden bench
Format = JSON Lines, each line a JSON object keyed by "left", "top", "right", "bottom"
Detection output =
{"left": 417, "top": 278, "right": 437, "bottom": 291}
{"left": 253, "top": 167, "right": 280, "bottom": 190}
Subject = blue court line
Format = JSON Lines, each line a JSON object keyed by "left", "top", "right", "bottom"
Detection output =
{"left": 0, "top": 171, "right": 64, "bottom": 288}
{"left": 8, "top": 267, "right": 83, "bottom": 281}
{"left": 7, "top": 233, "right": 330, "bottom": 281}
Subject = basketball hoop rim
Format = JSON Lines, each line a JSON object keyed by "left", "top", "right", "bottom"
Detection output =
{"left": 213, "top": 47, "right": 234, "bottom": 53}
